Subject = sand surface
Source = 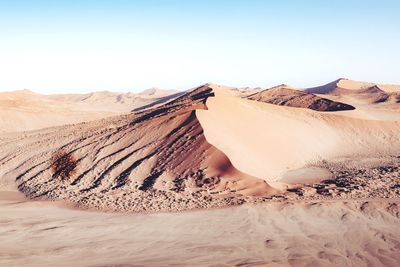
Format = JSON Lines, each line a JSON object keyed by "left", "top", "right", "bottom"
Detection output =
{"left": 1, "top": 192, "right": 399, "bottom": 267}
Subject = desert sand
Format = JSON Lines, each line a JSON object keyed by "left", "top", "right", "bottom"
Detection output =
{"left": 1, "top": 79, "right": 400, "bottom": 266}
{"left": 0, "top": 192, "right": 399, "bottom": 267}
{"left": 0, "top": 88, "right": 179, "bottom": 133}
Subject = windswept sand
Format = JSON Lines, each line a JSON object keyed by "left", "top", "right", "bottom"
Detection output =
{"left": 1, "top": 192, "right": 399, "bottom": 267}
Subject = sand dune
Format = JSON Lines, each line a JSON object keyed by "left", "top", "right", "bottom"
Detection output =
{"left": 247, "top": 84, "right": 355, "bottom": 111}
{"left": 48, "top": 87, "right": 178, "bottom": 108}
{"left": 0, "top": 84, "right": 280, "bottom": 213}
{"left": 197, "top": 85, "right": 400, "bottom": 181}
{"left": 0, "top": 88, "right": 178, "bottom": 133}
{"left": 1, "top": 82, "right": 399, "bottom": 212}
{"left": 305, "top": 78, "right": 400, "bottom": 105}
{"left": 303, "top": 79, "right": 400, "bottom": 122}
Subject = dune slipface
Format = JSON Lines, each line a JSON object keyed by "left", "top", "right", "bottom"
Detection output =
{"left": 197, "top": 85, "right": 400, "bottom": 181}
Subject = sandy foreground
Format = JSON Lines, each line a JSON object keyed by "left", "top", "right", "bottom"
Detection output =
{"left": 1, "top": 79, "right": 400, "bottom": 266}
{"left": 1, "top": 191, "right": 399, "bottom": 267}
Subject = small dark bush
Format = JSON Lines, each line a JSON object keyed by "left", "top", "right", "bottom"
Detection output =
{"left": 51, "top": 150, "right": 77, "bottom": 181}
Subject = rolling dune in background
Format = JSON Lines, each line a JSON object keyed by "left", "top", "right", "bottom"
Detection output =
{"left": 0, "top": 88, "right": 178, "bottom": 133}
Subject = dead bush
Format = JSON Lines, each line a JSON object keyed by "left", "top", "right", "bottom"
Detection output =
{"left": 51, "top": 150, "right": 77, "bottom": 181}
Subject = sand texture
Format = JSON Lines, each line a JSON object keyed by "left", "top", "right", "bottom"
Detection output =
{"left": 1, "top": 193, "right": 399, "bottom": 267}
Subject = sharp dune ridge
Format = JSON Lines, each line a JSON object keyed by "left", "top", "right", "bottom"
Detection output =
{"left": 1, "top": 80, "right": 400, "bottom": 212}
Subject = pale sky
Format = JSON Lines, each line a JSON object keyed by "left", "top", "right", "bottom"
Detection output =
{"left": 0, "top": 0, "right": 399, "bottom": 93}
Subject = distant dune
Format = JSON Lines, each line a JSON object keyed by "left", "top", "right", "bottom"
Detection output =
{"left": 0, "top": 88, "right": 178, "bottom": 132}
{"left": 247, "top": 84, "right": 355, "bottom": 111}
{"left": 305, "top": 78, "right": 400, "bottom": 104}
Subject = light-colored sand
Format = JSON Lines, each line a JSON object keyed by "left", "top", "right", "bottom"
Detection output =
{"left": 197, "top": 86, "right": 400, "bottom": 181}
{"left": 305, "top": 78, "right": 400, "bottom": 106}
{"left": 0, "top": 88, "right": 178, "bottom": 133}
{"left": 304, "top": 79, "right": 400, "bottom": 122}
{"left": 337, "top": 79, "right": 400, "bottom": 93}
{"left": 305, "top": 78, "right": 399, "bottom": 94}
{"left": 1, "top": 192, "right": 399, "bottom": 267}
{"left": 280, "top": 167, "right": 333, "bottom": 184}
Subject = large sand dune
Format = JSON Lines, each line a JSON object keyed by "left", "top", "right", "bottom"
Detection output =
{"left": 197, "top": 85, "right": 400, "bottom": 181}
{"left": 0, "top": 85, "right": 280, "bottom": 212}
{"left": 1, "top": 82, "right": 399, "bottom": 212}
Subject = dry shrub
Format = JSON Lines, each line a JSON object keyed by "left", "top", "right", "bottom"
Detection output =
{"left": 51, "top": 150, "right": 77, "bottom": 181}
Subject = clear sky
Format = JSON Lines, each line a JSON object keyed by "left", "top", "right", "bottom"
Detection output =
{"left": 0, "top": 0, "right": 399, "bottom": 93}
